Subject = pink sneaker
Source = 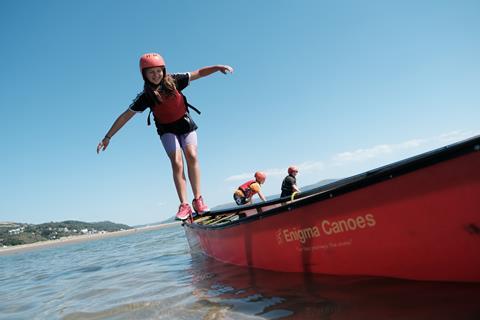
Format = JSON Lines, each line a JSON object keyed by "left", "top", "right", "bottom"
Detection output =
{"left": 192, "top": 196, "right": 209, "bottom": 214}
{"left": 175, "top": 203, "right": 193, "bottom": 220}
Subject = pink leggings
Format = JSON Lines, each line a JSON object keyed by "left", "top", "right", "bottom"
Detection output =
{"left": 160, "top": 131, "right": 198, "bottom": 155}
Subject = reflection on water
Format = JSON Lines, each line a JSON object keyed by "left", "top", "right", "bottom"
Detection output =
{"left": 1, "top": 227, "right": 479, "bottom": 320}
{"left": 188, "top": 253, "right": 480, "bottom": 320}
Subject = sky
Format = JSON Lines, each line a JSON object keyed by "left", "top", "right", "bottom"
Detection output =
{"left": 1, "top": 0, "right": 479, "bottom": 226}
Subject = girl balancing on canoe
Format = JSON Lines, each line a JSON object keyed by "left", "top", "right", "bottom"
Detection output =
{"left": 97, "top": 53, "right": 233, "bottom": 220}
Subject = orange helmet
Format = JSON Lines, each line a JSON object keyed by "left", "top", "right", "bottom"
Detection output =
{"left": 288, "top": 166, "right": 298, "bottom": 175}
{"left": 254, "top": 171, "right": 266, "bottom": 183}
{"left": 139, "top": 53, "right": 165, "bottom": 73}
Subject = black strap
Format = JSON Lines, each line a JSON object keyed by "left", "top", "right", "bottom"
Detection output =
{"left": 187, "top": 103, "right": 201, "bottom": 115}
{"left": 147, "top": 109, "right": 152, "bottom": 126}
{"left": 182, "top": 93, "right": 201, "bottom": 115}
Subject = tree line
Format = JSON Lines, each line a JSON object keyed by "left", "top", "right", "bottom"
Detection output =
{"left": 0, "top": 220, "right": 131, "bottom": 246}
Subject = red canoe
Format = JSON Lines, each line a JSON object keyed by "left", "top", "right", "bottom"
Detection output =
{"left": 184, "top": 136, "right": 480, "bottom": 282}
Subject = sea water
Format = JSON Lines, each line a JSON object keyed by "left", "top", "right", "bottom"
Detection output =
{"left": 1, "top": 225, "right": 479, "bottom": 320}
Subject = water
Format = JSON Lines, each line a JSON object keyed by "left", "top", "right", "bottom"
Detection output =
{"left": 1, "top": 226, "right": 479, "bottom": 320}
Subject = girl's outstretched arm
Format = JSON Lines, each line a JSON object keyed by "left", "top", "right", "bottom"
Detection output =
{"left": 190, "top": 65, "right": 233, "bottom": 81}
{"left": 97, "top": 109, "right": 136, "bottom": 153}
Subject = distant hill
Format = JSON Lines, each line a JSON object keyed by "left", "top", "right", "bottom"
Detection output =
{"left": 142, "top": 179, "right": 340, "bottom": 222}
{"left": 299, "top": 178, "right": 338, "bottom": 192}
{"left": 133, "top": 216, "right": 177, "bottom": 228}
{"left": 211, "top": 178, "right": 338, "bottom": 211}
{"left": 0, "top": 220, "right": 131, "bottom": 247}
{"left": 36, "top": 220, "right": 132, "bottom": 232}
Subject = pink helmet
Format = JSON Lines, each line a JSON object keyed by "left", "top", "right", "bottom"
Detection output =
{"left": 254, "top": 171, "right": 266, "bottom": 183}
{"left": 139, "top": 53, "right": 165, "bottom": 73}
{"left": 288, "top": 166, "right": 298, "bottom": 175}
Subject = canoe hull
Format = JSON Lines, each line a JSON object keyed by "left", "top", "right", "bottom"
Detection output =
{"left": 185, "top": 142, "right": 480, "bottom": 282}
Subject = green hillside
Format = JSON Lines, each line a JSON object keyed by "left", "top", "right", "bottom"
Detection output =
{"left": 0, "top": 220, "right": 131, "bottom": 247}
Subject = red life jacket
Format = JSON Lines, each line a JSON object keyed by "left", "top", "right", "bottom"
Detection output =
{"left": 147, "top": 92, "right": 201, "bottom": 126}
{"left": 151, "top": 90, "right": 186, "bottom": 124}
{"left": 238, "top": 180, "right": 257, "bottom": 199}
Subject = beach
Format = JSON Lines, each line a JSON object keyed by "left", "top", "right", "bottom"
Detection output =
{"left": 0, "top": 221, "right": 181, "bottom": 255}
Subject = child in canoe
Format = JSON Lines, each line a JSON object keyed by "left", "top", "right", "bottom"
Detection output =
{"left": 233, "top": 172, "right": 267, "bottom": 205}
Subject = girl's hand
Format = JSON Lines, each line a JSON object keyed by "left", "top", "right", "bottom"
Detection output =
{"left": 97, "top": 137, "right": 110, "bottom": 154}
{"left": 218, "top": 65, "right": 234, "bottom": 74}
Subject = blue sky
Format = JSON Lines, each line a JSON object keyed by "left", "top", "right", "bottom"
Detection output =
{"left": 1, "top": 0, "right": 479, "bottom": 226}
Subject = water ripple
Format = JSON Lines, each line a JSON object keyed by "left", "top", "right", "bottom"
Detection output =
{"left": 1, "top": 226, "right": 480, "bottom": 320}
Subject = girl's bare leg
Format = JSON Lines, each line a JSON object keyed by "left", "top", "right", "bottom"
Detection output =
{"left": 168, "top": 150, "right": 188, "bottom": 203}
{"left": 184, "top": 144, "right": 201, "bottom": 199}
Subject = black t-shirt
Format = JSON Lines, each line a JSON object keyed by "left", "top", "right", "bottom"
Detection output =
{"left": 128, "top": 73, "right": 190, "bottom": 113}
{"left": 281, "top": 175, "right": 296, "bottom": 197}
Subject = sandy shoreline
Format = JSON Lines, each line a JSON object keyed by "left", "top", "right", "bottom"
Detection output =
{"left": 0, "top": 221, "right": 181, "bottom": 256}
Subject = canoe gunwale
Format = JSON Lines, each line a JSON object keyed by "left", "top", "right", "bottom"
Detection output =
{"left": 185, "top": 135, "right": 480, "bottom": 231}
